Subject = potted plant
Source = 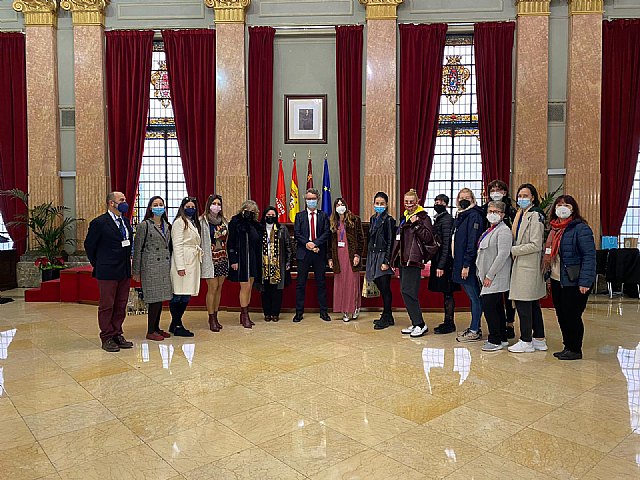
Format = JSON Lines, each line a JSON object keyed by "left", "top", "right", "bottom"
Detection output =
{"left": 0, "top": 189, "right": 82, "bottom": 282}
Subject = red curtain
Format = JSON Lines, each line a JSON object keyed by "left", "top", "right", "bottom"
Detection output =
{"left": 336, "top": 25, "right": 364, "bottom": 214}
{"left": 248, "top": 26, "right": 275, "bottom": 211}
{"left": 474, "top": 21, "right": 515, "bottom": 190}
{"left": 105, "top": 30, "right": 153, "bottom": 218}
{"left": 601, "top": 19, "right": 640, "bottom": 236}
{"left": 163, "top": 29, "right": 216, "bottom": 209}
{"left": 0, "top": 33, "right": 28, "bottom": 255}
{"left": 399, "top": 23, "right": 448, "bottom": 200}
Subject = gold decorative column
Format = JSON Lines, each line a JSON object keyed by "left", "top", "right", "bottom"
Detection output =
{"left": 512, "top": 0, "right": 550, "bottom": 194}
{"left": 360, "top": 0, "right": 402, "bottom": 214}
{"left": 60, "top": 0, "right": 109, "bottom": 245}
{"left": 565, "top": 0, "right": 603, "bottom": 242}
{"left": 12, "top": 0, "right": 62, "bottom": 240}
{"left": 205, "top": 0, "right": 249, "bottom": 214}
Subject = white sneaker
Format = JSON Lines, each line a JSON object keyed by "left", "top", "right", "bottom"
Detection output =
{"left": 482, "top": 341, "right": 503, "bottom": 352}
{"left": 508, "top": 340, "right": 535, "bottom": 353}
{"left": 401, "top": 326, "right": 414, "bottom": 334}
{"left": 352, "top": 309, "right": 360, "bottom": 320}
{"left": 342, "top": 313, "right": 351, "bottom": 323}
{"left": 501, "top": 341, "right": 510, "bottom": 347}
{"left": 532, "top": 338, "right": 548, "bottom": 351}
{"left": 409, "top": 325, "right": 429, "bottom": 338}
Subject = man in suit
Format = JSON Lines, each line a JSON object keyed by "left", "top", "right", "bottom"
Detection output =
{"left": 293, "top": 188, "right": 331, "bottom": 322}
{"left": 84, "top": 191, "right": 134, "bottom": 352}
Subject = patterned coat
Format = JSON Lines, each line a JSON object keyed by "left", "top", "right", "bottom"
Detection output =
{"left": 132, "top": 219, "right": 173, "bottom": 304}
{"left": 200, "top": 216, "right": 229, "bottom": 278}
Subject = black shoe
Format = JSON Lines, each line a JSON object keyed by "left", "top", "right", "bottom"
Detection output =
{"left": 558, "top": 350, "right": 582, "bottom": 360}
{"left": 434, "top": 322, "right": 456, "bottom": 334}
{"left": 293, "top": 313, "right": 303, "bottom": 323}
{"left": 553, "top": 348, "right": 569, "bottom": 358}
{"left": 113, "top": 335, "right": 133, "bottom": 349}
{"left": 101, "top": 338, "right": 120, "bottom": 352}
{"left": 172, "top": 325, "right": 194, "bottom": 337}
{"left": 320, "top": 312, "right": 332, "bottom": 322}
{"left": 506, "top": 325, "right": 515, "bottom": 339}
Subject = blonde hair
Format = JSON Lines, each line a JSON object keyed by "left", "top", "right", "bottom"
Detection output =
{"left": 404, "top": 189, "right": 419, "bottom": 201}
{"left": 237, "top": 200, "right": 259, "bottom": 216}
{"left": 456, "top": 188, "right": 477, "bottom": 204}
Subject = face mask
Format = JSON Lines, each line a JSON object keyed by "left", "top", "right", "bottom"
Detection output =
{"left": 336, "top": 205, "right": 347, "bottom": 215}
{"left": 265, "top": 216, "right": 276, "bottom": 224}
{"left": 434, "top": 204, "right": 447, "bottom": 214}
{"left": 517, "top": 198, "right": 531, "bottom": 209}
{"left": 374, "top": 205, "right": 386, "bottom": 214}
{"left": 490, "top": 192, "right": 504, "bottom": 202}
{"left": 117, "top": 202, "right": 129, "bottom": 214}
{"left": 487, "top": 213, "right": 502, "bottom": 225}
{"left": 459, "top": 199, "right": 471, "bottom": 210}
{"left": 151, "top": 206, "right": 165, "bottom": 217}
{"left": 306, "top": 199, "right": 318, "bottom": 209}
{"left": 556, "top": 205, "right": 572, "bottom": 219}
{"left": 242, "top": 210, "right": 254, "bottom": 220}
{"left": 210, "top": 204, "right": 221, "bottom": 214}
{"left": 184, "top": 207, "right": 196, "bottom": 217}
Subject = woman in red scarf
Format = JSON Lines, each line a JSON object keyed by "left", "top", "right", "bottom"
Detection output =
{"left": 543, "top": 195, "right": 596, "bottom": 360}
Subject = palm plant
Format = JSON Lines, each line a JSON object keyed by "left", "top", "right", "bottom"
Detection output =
{"left": 540, "top": 183, "right": 563, "bottom": 217}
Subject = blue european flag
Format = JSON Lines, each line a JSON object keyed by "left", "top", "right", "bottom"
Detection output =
{"left": 321, "top": 158, "right": 332, "bottom": 215}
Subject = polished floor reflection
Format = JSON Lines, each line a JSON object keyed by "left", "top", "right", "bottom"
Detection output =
{"left": 0, "top": 293, "right": 639, "bottom": 479}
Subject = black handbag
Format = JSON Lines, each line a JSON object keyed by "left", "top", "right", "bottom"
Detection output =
{"left": 565, "top": 264, "right": 581, "bottom": 282}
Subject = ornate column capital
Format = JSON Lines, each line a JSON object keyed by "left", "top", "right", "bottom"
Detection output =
{"left": 515, "top": 0, "right": 550, "bottom": 16}
{"left": 204, "top": 0, "right": 250, "bottom": 24}
{"left": 359, "top": 0, "right": 404, "bottom": 20}
{"left": 568, "top": 0, "right": 604, "bottom": 15}
{"left": 12, "top": 0, "right": 58, "bottom": 27}
{"left": 60, "top": 0, "right": 110, "bottom": 26}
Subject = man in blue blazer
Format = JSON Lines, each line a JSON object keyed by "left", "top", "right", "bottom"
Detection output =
{"left": 84, "top": 191, "right": 134, "bottom": 352}
{"left": 293, "top": 188, "right": 331, "bottom": 322}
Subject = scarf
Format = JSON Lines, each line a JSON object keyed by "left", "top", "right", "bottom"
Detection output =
{"left": 403, "top": 205, "right": 425, "bottom": 223}
{"left": 262, "top": 224, "right": 281, "bottom": 285}
{"left": 542, "top": 217, "right": 572, "bottom": 273}
{"left": 511, "top": 208, "right": 526, "bottom": 241}
{"left": 477, "top": 223, "right": 499, "bottom": 248}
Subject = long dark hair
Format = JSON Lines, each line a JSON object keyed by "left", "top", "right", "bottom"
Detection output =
{"left": 175, "top": 196, "right": 202, "bottom": 235}
{"left": 203, "top": 193, "right": 227, "bottom": 223}
{"left": 549, "top": 194, "right": 586, "bottom": 223}
{"left": 330, "top": 197, "right": 356, "bottom": 232}
{"left": 260, "top": 205, "right": 280, "bottom": 227}
{"left": 516, "top": 183, "right": 540, "bottom": 207}
{"left": 143, "top": 196, "right": 170, "bottom": 226}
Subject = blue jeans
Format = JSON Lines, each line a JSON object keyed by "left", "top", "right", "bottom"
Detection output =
{"left": 459, "top": 278, "right": 482, "bottom": 332}
{"left": 170, "top": 295, "right": 191, "bottom": 304}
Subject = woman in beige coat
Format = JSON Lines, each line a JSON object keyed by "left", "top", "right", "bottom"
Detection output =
{"left": 508, "top": 184, "right": 548, "bottom": 354}
{"left": 169, "top": 196, "right": 203, "bottom": 336}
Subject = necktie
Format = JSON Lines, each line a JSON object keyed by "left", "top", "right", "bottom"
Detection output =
{"left": 117, "top": 217, "right": 126, "bottom": 240}
{"left": 310, "top": 212, "right": 316, "bottom": 241}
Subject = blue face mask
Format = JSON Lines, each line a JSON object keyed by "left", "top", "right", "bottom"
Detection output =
{"left": 374, "top": 206, "right": 386, "bottom": 214}
{"left": 151, "top": 206, "right": 165, "bottom": 217}
{"left": 184, "top": 207, "right": 197, "bottom": 217}
{"left": 306, "top": 199, "right": 318, "bottom": 209}
{"left": 517, "top": 198, "right": 531, "bottom": 210}
{"left": 117, "top": 202, "right": 129, "bottom": 214}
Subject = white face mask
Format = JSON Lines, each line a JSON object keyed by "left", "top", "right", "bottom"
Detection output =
{"left": 490, "top": 192, "right": 504, "bottom": 202}
{"left": 555, "top": 205, "right": 572, "bottom": 219}
{"left": 487, "top": 213, "right": 502, "bottom": 225}
{"left": 336, "top": 205, "right": 347, "bottom": 215}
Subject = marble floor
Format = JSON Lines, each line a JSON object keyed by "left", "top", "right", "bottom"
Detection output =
{"left": 0, "top": 292, "right": 639, "bottom": 480}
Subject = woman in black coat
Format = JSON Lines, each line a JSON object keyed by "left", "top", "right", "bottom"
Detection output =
{"left": 429, "top": 194, "right": 459, "bottom": 334}
{"left": 227, "top": 200, "right": 263, "bottom": 328}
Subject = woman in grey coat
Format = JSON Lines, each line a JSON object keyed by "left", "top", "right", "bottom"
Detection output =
{"left": 476, "top": 201, "right": 513, "bottom": 351}
{"left": 132, "top": 196, "right": 174, "bottom": 341}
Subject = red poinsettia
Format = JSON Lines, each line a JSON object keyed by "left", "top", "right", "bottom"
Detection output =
{"left": 34, "top": 256, "right": 66, "bottom": 270}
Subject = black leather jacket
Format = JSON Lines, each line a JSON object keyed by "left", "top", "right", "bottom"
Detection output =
{"left": 366, "top": 211, "right": 396, "bottom": 265}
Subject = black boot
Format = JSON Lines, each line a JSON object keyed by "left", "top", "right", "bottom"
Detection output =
{"left": 435, "top": 296, "right": 456, "bottom": 334}
{"left": 374, "top": 312, "right": 394, "bottom": 330}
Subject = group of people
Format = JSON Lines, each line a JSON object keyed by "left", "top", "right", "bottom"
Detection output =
{"left": 85, "top": 180, "right": 596, "bottom": 361}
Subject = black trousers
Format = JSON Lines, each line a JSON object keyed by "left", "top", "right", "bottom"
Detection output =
{"left": 504, "top": 291, "right": 515, "bottom": 323}
{"left": 443, "top": 293, "right": 455, "bottom": 324}
{"left": 515, "top": 299, "right": 544, "bottom": 342}
{"left": 481, "top": 292, "right": 507, "bottom": 345}
{"left": 262, "top": 283, "right": 284, "bottom": 316}
{"left": 147, "top": 302, "right": 162, "bottom": 334}
{"left": 295, "top": 251, "right": 328, "bottom": 314}
{"left": 400, "top": 266, "right": 424, "bottom": 327}
{"left": 550, "top": 280, "right": 589, "bottom": 354}
{"left": 373, "top": 274, "right": 393, "bottom": 315}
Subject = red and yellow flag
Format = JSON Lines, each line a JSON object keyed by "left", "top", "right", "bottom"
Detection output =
{"left": 289, "top": 155, "right": 299, "bottom": 222}
{"left": 275, "top": 156, "right": 287, "bottom": 223}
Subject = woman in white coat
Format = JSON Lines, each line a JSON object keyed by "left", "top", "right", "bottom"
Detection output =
{"left": 169, "top": 196, "right": 203, "bottom": 336}
{"left": 508, "top": 184, "right": 548, "bottom": 353}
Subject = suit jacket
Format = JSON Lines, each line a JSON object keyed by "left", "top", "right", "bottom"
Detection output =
{"left": 293, "top": 209, "right": 330, "bottom": 261}
{"left": 84, "top": 212, "right": 133, "bottom": 281}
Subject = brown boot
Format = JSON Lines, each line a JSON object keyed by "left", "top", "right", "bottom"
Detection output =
{"left": 208, "top": 312, "right": 222, "bottom": 332}
{"left": 240, "top": 307, "right": 252, "bottom": 329}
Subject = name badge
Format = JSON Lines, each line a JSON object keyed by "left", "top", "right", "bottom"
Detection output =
{"left": 338, "top": 241, "right": 346, "bottom": 248}
{"left": 122, "top": 239, "right": 131, "bottom": 247}
{"left": 395, "top": 234, "right": 401, "bottom": 241}
{"left": 545, "top": 247, "right": 551, "bottom": 255}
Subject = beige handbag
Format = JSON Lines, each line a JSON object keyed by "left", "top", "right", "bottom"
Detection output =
{"left": 362, "top": 278, "right": 381, "bottom": 298}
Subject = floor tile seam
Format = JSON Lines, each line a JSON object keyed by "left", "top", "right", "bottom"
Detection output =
{"left": 527, "top": 420, "right": 624, "bottom": 455}
{"left": 494, "top": 387, "right": 572, "bottom": 409}
{"left": 210, "top": 445, "right": 312, "bottom": 479}
{"left": 34, "top": 437, "right": 66, "bottom": 475}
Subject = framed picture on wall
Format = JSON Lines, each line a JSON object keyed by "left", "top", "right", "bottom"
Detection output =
{"left": 284, "top": 94, "right": 327, "bottom": 144}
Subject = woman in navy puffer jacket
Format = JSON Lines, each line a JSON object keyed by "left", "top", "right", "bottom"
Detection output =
{"left": 542, "top": 195, "right": 596, "bottom": 360}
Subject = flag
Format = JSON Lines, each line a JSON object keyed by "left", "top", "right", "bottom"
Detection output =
{"left": 275, "top": 157, "right": 287, "bottom": 223}
{"left": 289, "top": 157, "right": 299, "bottom": 222}
{"left": 321, "top": 156, "right": 332, "bottom": 215}
{"left": 306, "top": 154, "right": 313, "bottom": 190}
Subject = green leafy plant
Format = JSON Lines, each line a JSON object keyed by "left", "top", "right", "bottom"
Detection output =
{"left": 0, "top": 188, "right": 83, "bottom": 270}
{"left": 539, "top": 183, "right": 563, "bottom": 217}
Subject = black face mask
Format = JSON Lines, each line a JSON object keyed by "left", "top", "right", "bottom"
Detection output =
{"left": 242, "top": 210, "right": 254, "bottom": 220}
{"left": 265, "top": 216, "right": 276, "bottom": 224}
{"left": 459, "top": 199, "right": 471, "bottom": 210}
{"left": 434, "top": 204, "right": 447, "bottom": 214}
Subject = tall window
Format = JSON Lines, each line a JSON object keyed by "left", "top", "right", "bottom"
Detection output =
{"left": 620, "top": 152, "right": 640, "bottom": 246}
{"left": 0, "top": 213, "right": 13, "bottom": 251}
{"left": 425, "top": 35, "right": 482, "bottom": 212}
{"left": 134, "top": 41, "right": 187, "bottom": 228}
